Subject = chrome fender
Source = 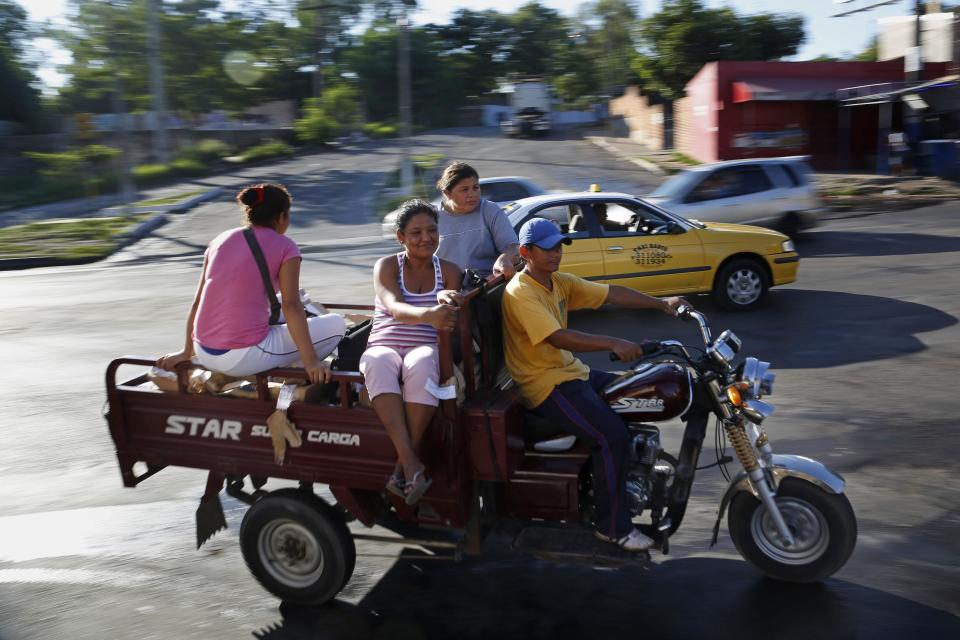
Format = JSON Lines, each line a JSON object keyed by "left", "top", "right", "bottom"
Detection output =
{"left": 709, "top": 454, "right": 846, "bottom": 546}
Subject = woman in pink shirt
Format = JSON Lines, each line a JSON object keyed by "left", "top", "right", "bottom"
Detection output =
{"left": 157, "top": 183, "right": 346, "bottom": 383}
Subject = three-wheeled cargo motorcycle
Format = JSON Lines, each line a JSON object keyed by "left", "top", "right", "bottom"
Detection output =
{"left": 104, "top": 276, "right": 857, "bottom": 605}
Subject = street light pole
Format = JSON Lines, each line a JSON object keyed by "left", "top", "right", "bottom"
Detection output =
{"left": 907, "top": 0, "right": 925, "bottom": 82}
{"left": 145, "top": 0, "right": 169, "bottom": 163}
{"left": 397, "top": 3, "right": 413, "bottom": 193}
{"left": 112, "top": 74, "right": 136, "bottom": 213}
{"left": 312, "top": 1, "right": 325, "bottom": 99}
{"left": 301, "top": 1, "right": 354, "bottom": 100}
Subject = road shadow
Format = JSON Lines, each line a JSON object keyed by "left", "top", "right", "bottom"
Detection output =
{"left": 575, "top": 289, "right": 956, "bottom": 370}
{"left": 796, "top": 230, "right": 960, "bottom": 258}
{"left": 252, "top": 553, "right": 959, "bottom": 640}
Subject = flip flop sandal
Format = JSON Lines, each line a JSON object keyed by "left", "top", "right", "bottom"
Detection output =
{"left": 404, "top": 470, "right": 433, "bottom": 506}
{"left": 385, "top": 474, "right": 406, "bottom": 499}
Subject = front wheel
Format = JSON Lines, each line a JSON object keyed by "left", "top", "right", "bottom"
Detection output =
{"left": 240, "top": 489, "right": 356, "bottom": 606}
{"left": 728, "top": 478, "right": 857, "bottom": 583}
{"left": 713, "top": 258, "right": 769, "bottom": 311}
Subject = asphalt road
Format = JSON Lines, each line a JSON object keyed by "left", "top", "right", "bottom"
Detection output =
{"left": 0, "top": 128, "right": 957, "bottom": 639}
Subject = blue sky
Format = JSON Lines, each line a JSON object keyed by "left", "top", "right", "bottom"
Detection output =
{"left": 21, "top": 0, "right": 918, "bottom": 92}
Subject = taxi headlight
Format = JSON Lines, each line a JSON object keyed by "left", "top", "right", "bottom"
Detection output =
{"left": 782, "top": 239, "right": 795, "bottom": 252}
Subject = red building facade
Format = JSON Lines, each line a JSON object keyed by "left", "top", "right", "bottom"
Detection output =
{"left": 678, "top": 60, "right": 949, "bottom": 170}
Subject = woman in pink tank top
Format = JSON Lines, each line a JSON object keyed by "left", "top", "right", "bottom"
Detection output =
{"left": 360, "top": 200, "right": 462, "bottom": 505}
{"left": 156, "top": 183, "right": 345, "bottom": 384}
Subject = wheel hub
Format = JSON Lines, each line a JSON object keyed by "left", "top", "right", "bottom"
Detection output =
{"left": 727, "top": 270, "right": 761, "bottom": 305}
{"left": 751, "top": 497, "right": 829, "bottom": 565}
{"left": 259, "top": 519, "right": 325, "bottom": 587}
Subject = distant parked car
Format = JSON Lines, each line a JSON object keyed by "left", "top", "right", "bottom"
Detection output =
{"left": 381, "top": 176, "right": 548, "bottom": 237}
{"left": 643, "top": 157, "right": 823, "bottom": 236}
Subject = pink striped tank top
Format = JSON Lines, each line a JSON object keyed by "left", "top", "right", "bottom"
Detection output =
{"left": 367, "top": 253, "right": 444, "bottom": 348}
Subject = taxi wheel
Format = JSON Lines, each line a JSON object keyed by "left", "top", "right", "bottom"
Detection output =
{"left": 713, "top": 259, "right": 768, "bottom": 311}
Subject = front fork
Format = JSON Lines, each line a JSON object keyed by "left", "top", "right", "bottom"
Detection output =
{"left": 724, "top": 418, "right": 797, "bottom": 548}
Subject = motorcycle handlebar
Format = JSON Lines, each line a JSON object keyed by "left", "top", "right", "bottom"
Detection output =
{"left": 610, "top": 340, "right": 661, "bottom": 361}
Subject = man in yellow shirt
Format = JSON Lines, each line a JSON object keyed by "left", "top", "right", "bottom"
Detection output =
{"left": 503, "top": 218, "right": 686, "bottom": 552}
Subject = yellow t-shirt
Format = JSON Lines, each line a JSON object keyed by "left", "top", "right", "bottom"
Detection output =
{"left": 502, "top": 271, "right": 610, "bottom": 408}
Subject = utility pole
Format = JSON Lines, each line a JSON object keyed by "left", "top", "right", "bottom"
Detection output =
{"left": 301, "top": 1, "right": 353, "bottom": 100}
{"left": 308, "top": 0, "right": 326, "bottom": 99}
{"left": 112, "top": 74, "right": 136, "bottom": 213}
{"left": 397, "top": 1, "right": 414, "bottom": 193}
{"left": 907, "top": 0, "right": 925, "bottom": 82}
{"left": 144, "top": 0, "right": 169, "bottom": 163}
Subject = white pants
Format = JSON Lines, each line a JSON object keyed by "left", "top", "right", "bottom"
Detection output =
{"left": 194, "top": 314, "right": 347, "bottom": 376}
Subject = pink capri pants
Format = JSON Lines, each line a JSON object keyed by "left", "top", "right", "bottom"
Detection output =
{"left": 359, "top": 344, "right": 439, "bottom": 407}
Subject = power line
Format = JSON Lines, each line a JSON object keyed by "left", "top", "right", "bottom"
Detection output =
{"left": 832, "top": 0, "right": 902, "bottom": 18}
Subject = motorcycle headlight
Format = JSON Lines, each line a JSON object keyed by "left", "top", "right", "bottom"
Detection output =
{"left": 737, "top": 357, "right": 775, "bottom": 398}
{"left": 782, "top": 239, "right": 795, "bottom": 252}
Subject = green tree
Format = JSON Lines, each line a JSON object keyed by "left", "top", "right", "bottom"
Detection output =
{"left": 0, "top": 0, "right": 43, "bottom": 128}
{"left": 429, "top": 9, "right": 513, "bottom": 98}
{"left": 505, "top": 3, "right": 570, "bottom": 78}
{"left": 294, "top": 83, "right": 362, "bottom": 144}
{"left": 552, "top": 40, "right": 602, "bottom": 105}
{"left": 345, "top": 22, "right": 464, "bottom": 127}
{"left": 852, "top": 36, "right": 878, "bottom": 62}
{"left": 586, "top": 0, "right": 642, "bottom": 95}
{"left": 632, "top": 0, "right": 806, "bottom": 99}
{"left": 56, "top": 0, "right": 304, "bottom": 115}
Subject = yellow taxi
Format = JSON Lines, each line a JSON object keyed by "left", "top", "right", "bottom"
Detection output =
{"left": 505, "top": 190, "right": 799, "bottom": 310}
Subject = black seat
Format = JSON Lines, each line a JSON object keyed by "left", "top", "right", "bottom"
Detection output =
{"left": 523, "top": 411, "right": 565, "bottom": 441}
{"left": 469, "top": 280, "right": 508, "bottom": 389}
{"left": 523, "top": 412, "right": 577, "bottom": 452}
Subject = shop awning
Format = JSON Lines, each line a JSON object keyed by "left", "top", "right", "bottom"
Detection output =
{"left": 839, "top": 74, "right": 960, "bottom": 106}
{"left": 732, "top": 77, "right": 887, "bottom": 103}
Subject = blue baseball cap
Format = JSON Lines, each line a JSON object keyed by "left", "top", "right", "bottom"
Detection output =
{"left": 519, "top": 217, "right": 572, "bottom": 249}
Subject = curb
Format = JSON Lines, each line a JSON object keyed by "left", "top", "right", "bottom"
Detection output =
{"left": 114, "top": 212, "right": 169, "bottom": 249}
{"left": 0, "top": 187, "right": 220, "bottom": 271}
{"left": 166, "top": 187, "right": 225, "bottom": 213}
{"left": 586, "top": 136, "right": 667, "bottom": 176}
{"left": 101, "top": 186, "right": 226, "bottom": 217}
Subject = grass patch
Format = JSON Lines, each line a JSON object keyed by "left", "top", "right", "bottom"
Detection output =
{"left": 669, "top": 152, "right": 701, "bottom": 166}
{"left": 132, "top": 163, "right": 172, "bottom": 184}
{"left": 237, "top": 139, "right": 294, "bottom": 163}
{"left": 384, "top": 153, "right": 445, "bottom": 189}
{"left": 363, "top": 121, "right": 398, "bottom": 139}
{"left": 825, "top": 186, "right": 858, "bottom": 197}
{"left": 825, "top": 185, "right": 876, "bottom": 197}
{"left": 0, "top": 215, "right": 150, "bottom": 261}
{"left": 135, "top": 189, "right": 207, "bottom": 207}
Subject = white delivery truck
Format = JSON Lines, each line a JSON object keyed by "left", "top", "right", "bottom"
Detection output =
{"left": 501, "top": 80, "right": 552, "bottom": 138}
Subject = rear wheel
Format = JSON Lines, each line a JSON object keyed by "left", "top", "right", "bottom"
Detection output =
{"left": 713, "top": 258, "right": 768, "bottom": 311}
{"left": 728, "top": 478, "right": 857, "bottom": 583}
{"left": 240, "top": 489, "right": 356, "bottom": 605}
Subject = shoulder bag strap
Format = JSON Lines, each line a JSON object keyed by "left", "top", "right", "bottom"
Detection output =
{"left": 242, "top": 227, "right": 281, "bottom": 325}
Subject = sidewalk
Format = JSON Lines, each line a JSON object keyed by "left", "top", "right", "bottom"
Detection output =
{"left": 585, "top": 134, "right": 960, "bottom": 212}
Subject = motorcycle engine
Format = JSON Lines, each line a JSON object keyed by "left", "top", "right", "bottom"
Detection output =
{"left": 625, "top": 424, "right": 665, "bottom": 515}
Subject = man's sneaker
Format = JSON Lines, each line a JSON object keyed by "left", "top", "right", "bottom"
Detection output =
{"left": 594, "top": 527, "right": 655, "bottom": 552}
